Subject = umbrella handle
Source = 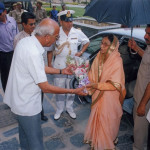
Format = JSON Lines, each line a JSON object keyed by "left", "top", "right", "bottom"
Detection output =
{"left": 130, "top": 27, "right": 137, "bottom": 55}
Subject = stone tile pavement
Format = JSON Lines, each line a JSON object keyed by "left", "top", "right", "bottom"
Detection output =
{"left": 0, "top": 74, "right": 134, "bottom": 150}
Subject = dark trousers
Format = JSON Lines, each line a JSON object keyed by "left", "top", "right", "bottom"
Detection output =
{"left": 0, "top": 51, "right": 13, "bottom": 92}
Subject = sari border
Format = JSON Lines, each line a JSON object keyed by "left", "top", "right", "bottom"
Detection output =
{"left": 91, "top": 91, "right": 104, "bottom": 107}
{"left": 106, "top": 80, "right": 124, "bottom": 104}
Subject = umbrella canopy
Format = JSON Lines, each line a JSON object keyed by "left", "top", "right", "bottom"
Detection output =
{"left": 84, "top": 0, "right": 150, "bottom": 27}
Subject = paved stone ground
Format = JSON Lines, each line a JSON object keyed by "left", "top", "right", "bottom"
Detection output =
{"left": 0, "top": 72, "right": 134, "bottom": 150}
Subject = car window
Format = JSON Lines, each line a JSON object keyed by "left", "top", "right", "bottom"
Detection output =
{"left": 86, "top": 33, "right": 122, "bottom": 54}
{"left": 86, "top": 35, "right": 103, "bottom": 54}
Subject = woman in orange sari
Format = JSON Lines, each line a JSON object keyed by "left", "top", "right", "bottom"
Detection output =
{"left": 84, "top": 34, "right": 126, "bottom": 150}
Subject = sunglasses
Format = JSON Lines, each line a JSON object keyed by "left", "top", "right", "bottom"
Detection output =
{"left": 27, "top": 23, "right": 36, "bottom": 26}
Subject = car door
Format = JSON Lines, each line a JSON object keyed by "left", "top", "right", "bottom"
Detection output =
{"left": 119, "top": 36, "right": 146, "bottom": 98}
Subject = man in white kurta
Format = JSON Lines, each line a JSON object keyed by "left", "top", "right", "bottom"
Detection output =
{"left": 48, "top": 10, "right": 90, "bottom": 120}
{"left": 14, "top": 12, "right": 49, "bottom": 121}
{"left": 4, "top": 35, "right": 47, "bottom": 116}
{"left": 4, "top": 35, "right": 48, "bottom": 150}
{"left": 3, "top": 18, "right": 88, "bottom": 150}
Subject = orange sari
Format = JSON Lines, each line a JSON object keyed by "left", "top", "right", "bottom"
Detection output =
{"left": 84, "top": 36, "right": 126, "bottom": 150}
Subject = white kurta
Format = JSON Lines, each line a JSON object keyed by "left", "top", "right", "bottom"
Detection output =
{"left": 3, "top": 35, "right": 47, "bottom": 116}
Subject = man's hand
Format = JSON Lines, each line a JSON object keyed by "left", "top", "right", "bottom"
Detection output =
{"left": 128, "top": 39, "right": 138, "bottom": 52}
{"left": 62, "top": 66, "right": 73, "bottom": 75}
{"left": 75, "top": 52, "right": 82, "bottom": 57}
{"left": 73, "top": 87, "right": 88, "bottom": 96}
{"left": 137, "top": 103, "right": 146, "bottom": 116}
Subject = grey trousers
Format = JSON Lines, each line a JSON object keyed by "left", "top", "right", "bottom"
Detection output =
{"left": 133, "top": 100, "right": 150, "bottom": 150}
{"left": 17, "top": 113, "right": 44, "bottom": 150}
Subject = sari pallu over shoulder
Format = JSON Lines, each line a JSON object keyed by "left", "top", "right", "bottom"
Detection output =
{"left": 88, "top": 36, "right": 126, "bottom": 106}
{"left": 84, "top": 36, "right": 126, "bottom": 150}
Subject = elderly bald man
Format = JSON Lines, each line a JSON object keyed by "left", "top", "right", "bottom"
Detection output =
{"left": 3, "top": 18, "right": 87, "bottom": 150}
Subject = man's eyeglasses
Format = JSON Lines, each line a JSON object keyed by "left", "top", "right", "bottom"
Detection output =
{"left": 51, "top": 35, "right": 59, "bottom": 40}
{"left": 27, "top": 23, "right": 36, "bottom": 26}
{"left": 55, "top": 35, "right": 60, "bottom": 40}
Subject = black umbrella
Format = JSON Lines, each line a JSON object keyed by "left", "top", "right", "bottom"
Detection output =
{"left": 84, "top": 0, "right": 150, "bottom": 54}
{"left": 84, "top": 0, "right": 150, "bottom": 27}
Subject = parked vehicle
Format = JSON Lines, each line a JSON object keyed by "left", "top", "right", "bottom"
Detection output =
{"left": 70, "top": 28, "right": 147, "bottom": 113}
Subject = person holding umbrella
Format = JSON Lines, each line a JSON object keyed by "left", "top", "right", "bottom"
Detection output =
{"left": 128, "top": 24, "right": 150, "bottom": 150}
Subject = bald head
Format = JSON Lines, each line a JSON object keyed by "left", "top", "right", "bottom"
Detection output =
{"left": 34, "top": 18, "right": 59, "bottom": 36}
{"left": 34, "top": 18, "right": 60, "bottom": 47}
{"left": 39, "top": 18, "right": 59, "bottom": 29}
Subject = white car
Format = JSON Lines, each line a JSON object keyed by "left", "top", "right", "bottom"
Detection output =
{"left": 71, "top": 28, "right": 147, "bottom": 114}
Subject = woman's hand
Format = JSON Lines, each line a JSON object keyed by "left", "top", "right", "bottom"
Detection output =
{"left": 86, "top": 83, "right": 97, "bottom": 89}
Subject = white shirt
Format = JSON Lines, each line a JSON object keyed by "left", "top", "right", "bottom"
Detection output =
{"left": 134, "top": 46, "right": 150, "bottom": 105}
{"left": 53, "top": 27, "right": 89, "bottom": 69}
{"left": 3, "top": 35, "right": 47, "bottom": 116}
{"left": 14, "top": 30, "right": 30, "bottom": 49}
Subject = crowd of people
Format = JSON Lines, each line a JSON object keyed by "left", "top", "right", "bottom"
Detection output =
{"left": 0, "top": 1, "right": 150, "bottom": 150}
